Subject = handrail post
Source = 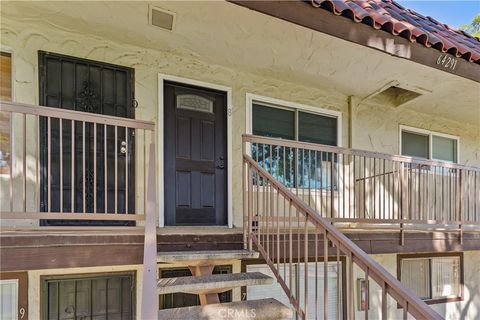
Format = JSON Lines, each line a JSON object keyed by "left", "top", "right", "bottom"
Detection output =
{"left": 243, "top": 140, "right": 248, "bottom": 250}
{"left": 141, "top": 142, "right": 158, "bottom": 320}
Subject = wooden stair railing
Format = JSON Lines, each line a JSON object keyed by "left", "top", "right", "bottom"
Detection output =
{"left": 243, "top": 154, "right": 443, "bottom": 319}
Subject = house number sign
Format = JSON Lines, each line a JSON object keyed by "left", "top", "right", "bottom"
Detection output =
{"left": 436, "top": 54, "right": 458, "bottom": 70}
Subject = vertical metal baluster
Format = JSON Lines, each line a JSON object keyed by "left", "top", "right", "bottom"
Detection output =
{"left": 115, "top": 125, "right": 118, "bottom": 214}
{"left": 71, "top": 120, "right": 75, "bottom": 212}
{"left": 296, "top": 147, "right": 299, "bottom": 197}
{"left": 381, "top": 282, "right": 387, "bottom": 320}
{"left": 320, "top": 151, "right": 324, "bottom": 217}
{"left": 315, "top": 229, "right": 319, "bottom": 320}
{"left": 105, "top": 125, "right": 108, "bottom": 213}
{"left": 36, "top": 115, "right": 40, "bottom": 211}
{"left": 353, "top": 155, "right": 356, "bottom": 219}
{"left": 125, "top": 127, "right": 128, "bottom": 214}
{"left": 304, "top": 218, "right": 308, "bottom": 320}
{"left": 308, "top": 149, "right": 311, "bottom": 207}
{"left": 9, "top": 112, "right": 13, "bottom": 212}
{"left": 373, "top": 158, "right": 376, "bottom": 219}
{"left": 363, "top": 157, "right": 366, "bottom": 219}
{"left": 283, "top": 146, "right": 287, "bottom": 278}
{"left": 283, "top": 196, "right": 287, "bottom": 281}
{"left": 289, "top": 199, "right": 293, "bottom": 301}
{"left": 348, "top": 253, "right": 354, "bottom": 320}
{"left": 277, "top": 174, "right": 280, "bottom": 271}
{"left": 23, "top": 114, "right": 27, "bottom": 212}
{"left": 364, "top": 268, "right": 369, "bottom": 320}
{"left": 302, "top": 148, "right": 305, "bottom": 202}
{"left": 314, "top": 150, "right": 318, "bottom": 209}
{"left": 59, "top": 118, "right": 63, "bottom": 213}
{"left": 48, "top": 117, "right": 52, "bottom": 213}
{"left": 336, "top": 244, "right": 340, "bottom": 320}
{"left": 434, "top": 166, "right": 437, "bottom": 221}
{"left": 343, "top": 153, "right": 346, "bottom": 219}
{"left": 266, "top": 178, "right": 270, "bottom": 257}
{"left": 93, "top": 123, "right": 97, "bottom": 214}
{"left": 442, "top": 166, "right": 445, "bottom": 219}
{"left": 248, "top": 164, "right": 253, "bottom": 251}
{"left": 383, "top": 159, "right": 386, "bottom": 220}
{"left": 295, "top": 207, "right": 301, "bottom": 316}
{"left": 82, "top": 121, "right": 86, "bottom": 213}
{"left": 330, "top": 153, "right": 334, "bottom": 219}
{"left": 324, "top": 232, "right": 328, "bottom": 320}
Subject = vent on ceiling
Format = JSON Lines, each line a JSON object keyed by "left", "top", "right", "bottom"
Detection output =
{"left": 363, "top": 81, "right": 430, "bottom": 108}
{"left": 149, "top": 6, "right": 175, "bottom": 31}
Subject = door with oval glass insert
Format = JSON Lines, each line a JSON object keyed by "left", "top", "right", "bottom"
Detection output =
{"left": 164, "top": 82, "right": 227, "bottom": 225}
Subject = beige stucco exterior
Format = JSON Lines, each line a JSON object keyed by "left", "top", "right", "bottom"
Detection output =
{"left": 1, "top": 1, "right": 479, "bottom": 319}
{"left": 1, "top": 2, "right": 479, "bottom": 227}
{"left": 25, "top": 252, "right": 480, "bottom": 320}
{"left": 27, "top": 260, "right": 242, "bottom": 319}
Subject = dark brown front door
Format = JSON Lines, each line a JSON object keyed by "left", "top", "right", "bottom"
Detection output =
{"left": 164, "top": 82, "right": 227, "bottom": 226}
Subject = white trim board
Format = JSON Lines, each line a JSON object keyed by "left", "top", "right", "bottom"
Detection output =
{"left": 399, "top": 124, "right": 460, "bottom": 163}
{"left": 158, "top": 74, "right": 233, "bottom": 228}
{"left": 245, "top": 93, "right": 343, "bottom": 147}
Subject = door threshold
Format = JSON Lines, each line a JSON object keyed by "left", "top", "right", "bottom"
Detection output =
{"left": 159, "top": 226, "right": 242, "bottom": 235}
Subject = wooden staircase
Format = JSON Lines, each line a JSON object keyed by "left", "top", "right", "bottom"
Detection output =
{"left": 157, "top": 250, "right": 293, "bottom": 320}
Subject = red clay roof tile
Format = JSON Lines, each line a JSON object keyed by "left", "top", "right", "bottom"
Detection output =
{"left": 309, "top": 0, "right": 480, "bottom": 63}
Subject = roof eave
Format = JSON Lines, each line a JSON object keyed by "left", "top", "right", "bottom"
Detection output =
{"left": 230, "top": 0, "right": 480, "bottom": 83}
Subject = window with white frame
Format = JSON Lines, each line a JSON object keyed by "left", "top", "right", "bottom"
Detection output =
{"left": 399, "top": 253, "right": 462, "bottom": 304}
{"left": 247, "top": 262, "right": 343, "bottom": 319}
{"left": 400, "top": 126, "right": 459, "bottom": 163}
{"left": 252, "top": 102, "right": 338, "bottom": 146}
{"left": 0, "top": 279, "right": 18, "bottom": 320}
{"left": 250, "top": 99, "right": 340, "bottom": 189}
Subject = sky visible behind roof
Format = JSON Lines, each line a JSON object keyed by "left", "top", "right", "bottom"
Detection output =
{"left": 396, "top": 0, "right": 479, "bottom": 29}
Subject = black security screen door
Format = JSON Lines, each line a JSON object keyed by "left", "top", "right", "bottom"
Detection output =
{"left": 39, "top": 51, "right": 135, "bottom": 225}
{"left": 164, "top": 82, "right": 227, "bottom": 226}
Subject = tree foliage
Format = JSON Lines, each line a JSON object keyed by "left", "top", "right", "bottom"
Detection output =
{"left": 460, "top": 14, "right": 480, "bottom": 38}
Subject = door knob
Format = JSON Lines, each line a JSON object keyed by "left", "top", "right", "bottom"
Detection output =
{"left": 216, "top": 158, "right": 225, "bottom": 169}
{"left": 120, "top": 141, "right": 127, "bottom": 154}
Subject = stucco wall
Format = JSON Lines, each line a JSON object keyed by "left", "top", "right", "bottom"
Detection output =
{"left": 353, "top": 101, "right": 480, "bottom": 167}
{"left": 1, "top": 16, "right": 479, "bottom": 228}
{"left": 27, "top": 260, "right": 241, "bottom": 319}
{"left": 352, "top": 251, "right": 480, "bottom": 320}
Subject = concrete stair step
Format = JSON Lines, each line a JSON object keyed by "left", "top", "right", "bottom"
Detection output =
{"left": 157, "top": 249, "right": 259, "bottom": 265}
{"left": 157, "top": 272, "right": 272, "bottom": 295}
{"left": 157, "top": 298, "right": 293, "bottom": 320}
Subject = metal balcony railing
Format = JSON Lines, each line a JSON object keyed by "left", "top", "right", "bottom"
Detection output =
{"left": 0, "top": 101, "right": 155, "bottom": 224}
{"left": 243, "top": 134, "right": 480, "bottom": 240}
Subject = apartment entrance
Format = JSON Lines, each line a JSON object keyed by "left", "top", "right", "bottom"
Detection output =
{"left": 163, "top": 81, "right": 227, "bottom": 226}
{"left": 38, "top": 52, "right": 135, "bottom": 225}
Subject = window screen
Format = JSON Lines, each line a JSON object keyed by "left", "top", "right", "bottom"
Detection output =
{"left": 252, "top": 104, "right": 294, "bottom": 140}
{"left": 432, "top": 135, "right": 457, "bottom": 163}
{"left": 400, "top": 255, "right": 461, "bottom": 302}
{"left": 401, "top": 131, "right": 429, "bottom": 159}
{"left": 247, "top": 263, "right": 342, "bottom": 319}
{"left": 431, "top": 257, "right": 460, "bottom": 299}
{"left": 298, "top": 111, "right": 337, "bottom": 146}
{"left": 400, "top": 259, "right": 431, "bottom": 299}
{"left": 0, "top": 280, "right": 18, "bottom": 320}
